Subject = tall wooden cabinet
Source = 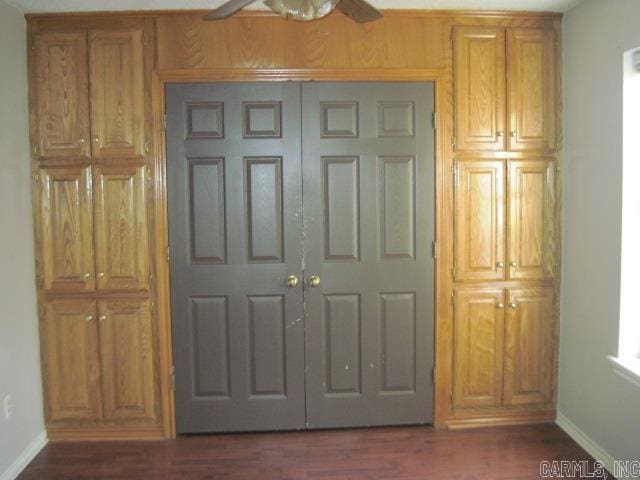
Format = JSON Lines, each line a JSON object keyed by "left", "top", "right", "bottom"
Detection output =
{"left": 30, "top": 18, "right": 161, "bottom": 440}
{"left": 451, "top": 25, "right": 559, "bottom": 426}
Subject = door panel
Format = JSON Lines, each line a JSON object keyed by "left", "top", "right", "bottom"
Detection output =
{"left": 504, "top": 287, "right": 554, "bottom": 406}
{"left": 38, "top": 165, "right": 95, "bottom": 293}
{"left": 93, "top": 164, "right": 149, "bottom": 291}
{"left": 302, "top": 82, "right": 435, "bottom": 428}
{"left": 454, "top": 160, "right": 505, "bottom": 282}
{"left": 507, "top": 28, "right": 557, "bottom": 151}
{"left": 167, "top": 83, "right": 305, "bottom": 433}
{"left": 98, "top": 299, "right": 158, "bottom": 422}
{"left": 89, "top": 28, "right": 145, "bottom": 158}
{"left": 35, "top": 31, "right": 90, "bottom": 159}
{"left": 453, "top": 288, "right": 505, "bottom": 409}
{"left": 454, "top": 27, "right": 506, "bottom": 151}
{"left": 508, "top": 159, "right": 555, "bottom": 280}
{"left": 42, "top": 299, "right": 102, "bottom": 422}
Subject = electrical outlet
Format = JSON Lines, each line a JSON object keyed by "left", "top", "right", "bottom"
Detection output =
{"left": 3, "top": 395, "right": 13, "bottom": 420}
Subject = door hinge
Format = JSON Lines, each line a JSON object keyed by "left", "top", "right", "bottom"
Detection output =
{"left": 431, "top": 112, "right": 437, "bottom": 129}
{"left": 431, "top": 240, "right": 437, "bottom": 259}
{"left": 163, "top": 114, "right": 167, "bottom": 131}
{"left": 170, "top": 366, "right": 176, "bottom": 391}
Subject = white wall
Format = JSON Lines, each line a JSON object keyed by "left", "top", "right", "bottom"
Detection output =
{"left": 0, "top": 1, "right": 46, "bottom": 478}
{"left": 561, "top": 0, "right": 640, "bottom": 471}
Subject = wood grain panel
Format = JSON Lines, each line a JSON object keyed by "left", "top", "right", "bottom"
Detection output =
{"left": 35, "top": 31, "right": 90, "bottom": 158}
{"left": 454, "top": 160, "right": 505, "bottom": 282}
{"left": 454, "top": 26, "right": 506, "bottom": 151}
{"left": 89, "top": 28, "right": 145, "bottom": 158}
{"left": 508, "top": 159, "right": 555, "bottom": 280}
{"left": 507, "top": 28, "right": 557, "bottom": 151}
{"left": 453, "top": 288, "right": 504, "bottom": 409}
{"left": 42, "top": 299, "right": 102, "bottom": 422}
{"left": 93, "top": 164, "right": 149, "bottom": 291}
{"left": 38, "top": 165, "right": 95, "bottom": 292}
{"left": 504, "top": 287, "right": 554, "bottom": 406}
{"left": 98, "top": 298, "right": 158, "bottom": 422}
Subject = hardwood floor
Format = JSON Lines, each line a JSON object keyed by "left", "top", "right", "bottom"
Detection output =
{"left": 19, "top": 424, "right": 606, "bottom": 480}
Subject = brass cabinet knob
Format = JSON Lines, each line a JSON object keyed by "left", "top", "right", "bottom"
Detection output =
{"left": 307, "top": 275, "right": 321, "bottom": 288}
{"left": 84, "top": 272, "right": 92, "bottom": 279}
{"left": 99, "top": 315, "right": 107, "bottom": 322}
{"left": 97, "top": 272, "right": 105, "bottom": 278}
{"left": 496, "top": 262, "right": 504, "bottom": 269}
{"left": 510, "top": 303, "right": 517, "bottom": 309}
{"left": 510, "top": 261, "right": 517, "bottom": 268}
{"left": 497, "top": 131, "right": 504, "bottom": 137}
{"left": 285, "top": 275, "right": 299, "bottom": 288}
{"left": 497, "top": 303, "right": 505, "bottom": 309}
{"left": 78, "top": 138, "right": 86, "bottom": 144}
{"left": 510, "top": 131, "right": 517, "bottom": 137}
{"left": 85, "top": 315, "right": 94, "bottom": 322}
{"left": 93, "top": 137, "right": 100, "bottom": 143}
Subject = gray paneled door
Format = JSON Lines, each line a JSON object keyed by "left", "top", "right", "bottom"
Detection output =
{"left": 166, "top": 82, "right": 434, "bottom": 434}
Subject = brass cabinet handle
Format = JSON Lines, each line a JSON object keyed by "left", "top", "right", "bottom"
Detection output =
{"left": 497, "top": 303, "right": 505, "bottom": 309}
{"left": 510, "top": 131, "right": 517, "bottom": 137}
{"left": 99, "top": 315, "right": 107, "bottom": 322}
{"left": 307, "top": 275, "right": 321, "bottom": 288}
{"left": 510, "top": 303, "right": 517, "bottom": 309}
{"left": 93, "top": 137, "right": 100, "bottom": 143}
{"left": 97, "top": 272, "right": 105, "bottom": 278}
{"left": 85, "top": 315, "right": 94, "bottom": 322}
{"left": 510, "top": 261, "right": 517, "bottom": 268}
{"left": 78, "top": 138, "right": 86, "bottom": 144}
{"left": 497, "top": 131, "right": 503, "bottom": 137}
{"left": 84, "top": 272, "right": 92, "bottom": 279}
{"left": 496, "top": 262, "right": 504, "bottom": 269}
{"left": 285, "top": 275, "right": 299, "bottom": 288}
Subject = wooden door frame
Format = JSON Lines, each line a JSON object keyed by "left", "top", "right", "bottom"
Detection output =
{"left": 151, "top": 68, "right": 454, "bottom": 438}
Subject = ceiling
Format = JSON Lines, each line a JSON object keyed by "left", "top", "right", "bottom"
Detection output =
{"left": 6, "top": 0, "right": 582, "bottom": 13}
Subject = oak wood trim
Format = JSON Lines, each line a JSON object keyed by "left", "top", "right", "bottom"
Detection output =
{"left": 152, "top": 67, "right": 451, "bottom": 436}
{"left": 445, "top": 410, "right": 555, "bottom": 429}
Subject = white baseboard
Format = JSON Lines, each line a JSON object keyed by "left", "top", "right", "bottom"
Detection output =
{"left": 556, "top": 411, "right": 616, "bottom": 477}
{"left": 0, "top": 431, "right": 48, "bottom": 480}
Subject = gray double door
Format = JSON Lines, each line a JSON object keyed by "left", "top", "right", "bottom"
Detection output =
{"left": 166, "top": 82, "right": 435, "bottom": 434}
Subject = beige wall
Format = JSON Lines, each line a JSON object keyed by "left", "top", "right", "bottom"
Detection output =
{"left": 0, "top": 0, "right": 46, "bottom": 477}
{"left": 561, "top": 0, "right": 640, "bottom": 472}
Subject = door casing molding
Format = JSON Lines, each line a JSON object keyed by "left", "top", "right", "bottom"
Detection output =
{"left": 151, "top": 68, "right": 452, "bottom": 438}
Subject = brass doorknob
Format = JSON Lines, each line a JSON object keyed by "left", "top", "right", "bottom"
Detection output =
{"left": 510, "top": 261, "right": 517, "bottom": 268}
{"left": 285, "top": 275, "right": 299, "bottom": 288}
{"left": 510, "top": 131, "right": 517, "bottom": 137}
{"left": 307, "top": 275, "right": 321, "bottom": 288}
{"left": 496, "top": 262, "right": 504, "bottom": 269}
{"left": 497, "top": 303, "right": 505, "bottom": 309}
{"left": 510, "top": 303, "right": 517, "bottom": 309}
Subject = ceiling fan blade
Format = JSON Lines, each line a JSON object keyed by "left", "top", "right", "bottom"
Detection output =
{"left": 335, "top": 0, "right": 382, "bottom": 23}
{"left": 202, "top": 0, "right": 257, "bottom": 20}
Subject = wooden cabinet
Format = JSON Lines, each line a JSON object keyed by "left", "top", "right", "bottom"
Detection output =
{"left": 89, "top": 29, "right": 146, "bottom": 158}
{"left": 42, "top": 300, "right": 102, "bottom": 422}
{"left": 38, "top": 166, "right": 95, "bottom": 292}
{"left": 454, "top": 27, "right": 506, "bottom": 151}
{"left": 454, "top": 159, "right": 555, "bottom": 283}
{"left": 93, "top": 164, "right": 150, "bottom": 291}
{"left": 453, "top": 287, "right": 555, "bottom": 410}
{"left": 34, "top": 32, "right": 91, "bottom": 159}
{"left": 98, "top": 299, "right": 157, "bottom": 421}
{"left": 507, "top": 29, "right": 557, "bottom": 152}
{"left": 508, "top": 160, "right": 556, "bottom": 280}
{"left": 454, "top": 26, "right": 557, "bottom": 152}
{"left": 454, "top": 160, "right": 505, "bottom": 282}
{"left": 504, "top": 287, "right": 554, "bottom": 406}
{"left": 453, "top": 289, "right": 505, "bottom": 408}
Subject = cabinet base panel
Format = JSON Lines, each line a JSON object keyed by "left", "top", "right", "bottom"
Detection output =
{"left": 445, "top": 410, "right": 555, "bottom": 429}
{"left": 47, "top": 426, "right": 165, "bottom": 441}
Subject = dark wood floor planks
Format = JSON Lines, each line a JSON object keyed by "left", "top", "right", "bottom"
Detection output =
{"left": 18, "top": 424, "right": 607, "bottom": 480}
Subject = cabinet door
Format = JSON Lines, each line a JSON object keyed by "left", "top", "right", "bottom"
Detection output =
{"left": 507, "top": 28, "right": 557, "bottom": 151}
{"left": 508, "top": 160, "right": 555, "bottom": 280}
{"left": 504, "top": 287, "right": 555, "bottom": 406}
{"left": 454, "top": 160, "right": 505, "bottom": 282}
{"left": 89, "top": 28, "right": 145, "bottom": 158}
{"left": 454, "top": 26, "right": 506, "bottom": 151}
{"left": 34, "top": 31, "right": 90, "bottom": 159}
{"left": 453, "top": 289, "right": 505, "bottom": 408}
{"left": 93, "top": 164, "right": 149, "bottom": 291}
{"left": 97, "top": 299, "right": 157, "bottom": 422}
{"left": 38, "top": 165, "right": 95, "bottom": 292}
{"left": 42, "top": 300, "right": 102, "bottom": 422}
